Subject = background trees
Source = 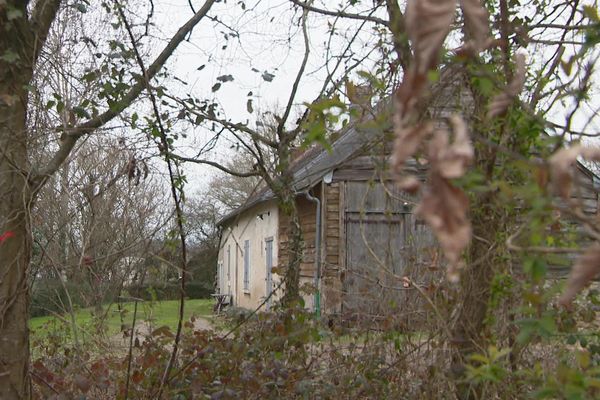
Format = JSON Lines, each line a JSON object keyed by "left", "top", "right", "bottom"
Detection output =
{"left": 0, "top": 0, "right": 216, "bottom": 396}
{"left": 30, "top": 137, "right": 169, "bottom": 317}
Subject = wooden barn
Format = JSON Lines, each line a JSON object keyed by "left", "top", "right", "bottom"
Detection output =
{"left": 216, "top": 109, "right": 442, "bottom": 322}
{"left": 216, "top": 72, "right": 600, "bottom": 323}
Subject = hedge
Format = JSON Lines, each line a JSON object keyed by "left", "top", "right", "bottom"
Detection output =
{"left": 30, "top": 281, "right": 213, "bottom": 318}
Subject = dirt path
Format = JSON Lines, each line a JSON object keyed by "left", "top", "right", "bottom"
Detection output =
{"left": 192, "top": 317, "right": 213, "bottom": 331}
{"left": 111, "top": 316, "right": 214, "bottom": 349}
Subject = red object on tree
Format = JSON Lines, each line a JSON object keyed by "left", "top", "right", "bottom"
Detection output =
{"left": 0, "top": 231, "right": 15, "bottom": 243}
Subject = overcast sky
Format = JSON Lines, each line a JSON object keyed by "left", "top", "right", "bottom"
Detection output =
{"left": 139, "top": 0, "right": 382, "bottom": 193}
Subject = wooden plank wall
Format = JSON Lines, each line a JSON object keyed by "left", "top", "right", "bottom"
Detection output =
{"left": 547, "top": 165, "right": 600, "bottom": 277}
{"left": 322, "top": 182, "right": 343, "bottom": 313}
{"left": 277, "top": 195, "right": 318, "bottom": 280}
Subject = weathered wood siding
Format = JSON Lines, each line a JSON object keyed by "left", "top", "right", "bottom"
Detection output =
{"left": 322, "top": 182, "right": 343, "bottom": 313}
{"left": 339, "top": 180, "right": 438, "bottom": 324}
{"left": 277, "top": 195, "right": 319, "bottom": 279}
{"left": 547, "top": 164, "right": 600, "bottom": 277}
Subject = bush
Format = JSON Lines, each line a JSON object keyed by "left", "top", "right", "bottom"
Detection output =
{"left": 30, "top": 280, "right": 212, "bottom": 318}
{"left": 30, "top": 280, "right": 89, "bottom": 318}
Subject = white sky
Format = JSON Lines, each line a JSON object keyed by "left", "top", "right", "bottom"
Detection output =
{"left": 135, "top": 0, "right": 383, "bottom": 193}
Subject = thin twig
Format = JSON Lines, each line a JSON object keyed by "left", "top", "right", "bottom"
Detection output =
{"left": 123, "top": 299, "right": 140, "bottom": 400}
{"left": 112, "top": 2, "right": 194, "bottom": 397}
{"left": 288, "top": 0, "right": 388, "bottom": 26}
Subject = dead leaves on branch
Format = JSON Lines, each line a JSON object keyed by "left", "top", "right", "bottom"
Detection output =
{"left": 459, "top": 0, "right": 490, "bottom": 52}
{"left": 405, "top": 0, "right": 457, "bottom": 74}
{"left": 394, "top": 116, "right": 474, "bottom": 282}
{"left": 416, "top": 118, "right": 474, "bottom": 282}
{"left": 548, "top": 144, "right": 600, "bottom": 305}
{"left": 393, "top": 0, "right": 488, "bottom": 281}
{"left": 560, "top": 243, "right": 600, "bottom": 307}
{"left": 431, "top": 116, "right": 473, "bottom": 179}
{"left": 487, "top": 53, "right": 527, "bottom": 118}
{"left": 126, "top": 155, "right": 149, "bottom": 186}
{"left": 405, "top": 0, "right": 491, "bottom": 74}
{"left": 549, "top": 144, "right": 600, "bottom": 199}
{"left": 392, "top": 122, "right": 433, "bottom": 174}
{"left": 417, "top": 175, "right": 471, "bottom": 283}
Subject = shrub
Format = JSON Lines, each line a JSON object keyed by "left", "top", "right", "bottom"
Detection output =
{"left": 30, "top": 280, "right": 89, "bottom": 318}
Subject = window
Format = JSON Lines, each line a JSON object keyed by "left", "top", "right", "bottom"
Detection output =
{"left": 243, "top": 240, "right": 250, "bottom": 291}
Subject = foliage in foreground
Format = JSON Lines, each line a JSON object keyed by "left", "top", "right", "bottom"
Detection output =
{"left": 29, "top": 291, "right": 600, "bottom": 400}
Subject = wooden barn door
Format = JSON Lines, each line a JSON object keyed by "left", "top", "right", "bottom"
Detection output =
{"left": 342, "top": 181, "right": 435, "bottom": 324}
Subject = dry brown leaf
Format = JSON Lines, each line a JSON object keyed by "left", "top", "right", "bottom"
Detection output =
{"left": 549, "top": 145, "right": 600, "bottom": 198}
{"left": 459, "top": 0, "right": 490, "bottom": 52}
{"left": 559, "top": 243, "right": 600, "bottom": 306}
{"left": 488, "top": 53, "right": 527, "bottom": 118}
{"left": 392, "top": 122, "right": 433, "bottom": 174}
{"left": 434, "top": 115, "right": 473, "bottom": 179}
{"left": 398, "top": 176, "right": 421, "bottom": 193}
{"left": 581, "top": 147, "right": 600, "bottom": 162}
{"left": 549, "top": 144, "right": 582, "bottom": 198}
{"left": 412, "top": 116, "right": 473, "bottom": 282}
{"left": 405, "top": 0, "right": 457, "bottom": 73}
{"left": 416, "top": 174, "right": 471, "bottom": 282}
{"left": 394, "top": 70, "right": 429, "bottom": 118}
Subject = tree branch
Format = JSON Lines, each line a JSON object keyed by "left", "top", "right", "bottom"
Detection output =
{"left": 277, "top": 2, "right": 311, "bottom": 139}
{"left": 385, "top": 0, "right": 411, "bottom": 71}
{"left": 31, "top": 0, "right": 216, "bottom": 186}
{"left": 164, "top": 93, "right": 278, "bottom": 148}
{"left": 29, "top": 0, "right": 63, "bottom": 65}
{"left": 170, "top": 155, "right": 260, "bottom": 178}
{"left": 289, "top": 0, "right": 388, "bottom": 26}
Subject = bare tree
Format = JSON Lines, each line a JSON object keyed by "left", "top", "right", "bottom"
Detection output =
{"left": 0, "top": 0, "right": 216, "bottom": 395}
{"left": 31, "top": 136, "right": 169, "bottom": 318}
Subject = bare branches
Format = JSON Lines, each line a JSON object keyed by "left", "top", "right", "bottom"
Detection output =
{"left": 277, "top": 1, "right": 311, "bottom": 140}
{"left": 289, "top": 0, "right": 388, "bottom": 26}
{"left": 165, "top": 93, "right": 277, "bottom": 148}
{"left": 31, "top": 0, "right": 216, "bottom": 186}
{"left": 169, "top": 155, "right": 260, "bottom": 178}
{"left": 111, "top": 1, "right": 193, "bottom": 395}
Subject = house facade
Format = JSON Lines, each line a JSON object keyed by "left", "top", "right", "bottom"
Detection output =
{"left": 217, "top": 199, "right": 280, "bottom": 310}
{"left": 215, "top": 107, "right": 444, "bottom": 324}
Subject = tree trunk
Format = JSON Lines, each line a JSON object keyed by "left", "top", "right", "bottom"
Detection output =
{"left": 450, "top": 196, "right": 501, "bottom": 399}
{"left": 0, "top": 84, "right": 32, "bottom": 398}
{"left": 279, "top": 187, "right": 304, "bottom": 308}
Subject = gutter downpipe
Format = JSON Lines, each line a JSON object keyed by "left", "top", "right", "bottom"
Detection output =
{"left": 216, "top": 226, "right": 224, "bottom": 296}
{"left": 304, "top": 188, "right": 321, "bottom": 318}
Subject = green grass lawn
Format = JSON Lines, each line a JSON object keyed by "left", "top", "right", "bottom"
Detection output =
{"left": 30, "top": 299, "right": 214, "bottom": 337}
